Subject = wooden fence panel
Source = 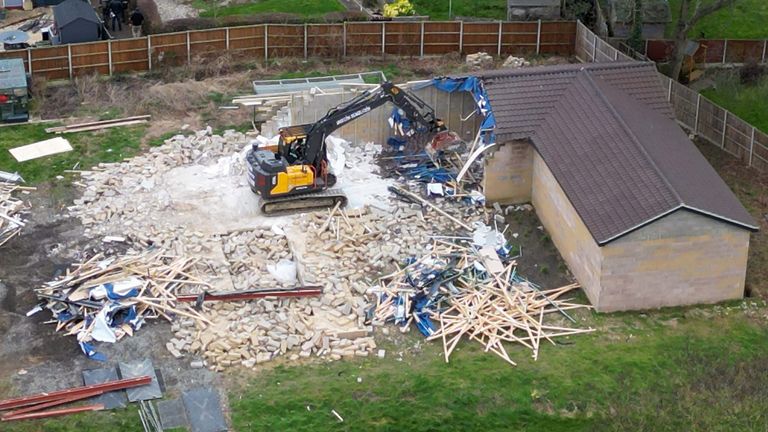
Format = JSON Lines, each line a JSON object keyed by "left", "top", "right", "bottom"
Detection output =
{"left": 384, "top": 22, "right": 420, "bottom": 56}
{"left": 111, "top": 38, "right": 149, "bottom": 74}
{"left": 228, "top": 25, "right": 265, "bottom": 58}
{"left": 307, "top": 24, "right": 344, "bottom": 58}
{"left": 267, "top": 25, "right": 303, "bottom": 58}
{"left": 150, "top": 33, "right": 186, "bottom": 67}
{"left": 190, "top": 29, "right": 227, "bottom": 57}
{"left": 346, "top": 22, "right": 383, "bottom": 56}
{"left": 30, "top": 46, "right": 69, "bottom": 80}
{"left": 723, "top": 114, "right": 753, "bottom": 161}
{"left": 697, "top": 39, "right": 726, "bottom": 63}
{"left": 697, "top": 98, "right": 727, "bottom": 149}
{"left": 423, "top": 22, "right": 460, "bottom": 55}
{"left": 724, "top": 40, "right": 764, "bottom": 63}
{"left": 753, "top": 131, "right": 768, "bottom": 172}
{"left": 669, "top": 81, "right": 698, "bottom": 130}
{"left": 461, "top": 22, "right": 498, "bottom": 54}
{"left": 540, "top": 21, "right": 576, "bottom": 55}
{"left": 71, "top": 41, "right": 109, "bottom": 76}
{"left": 500, "top": 22, "right": 536, "bottom": 55}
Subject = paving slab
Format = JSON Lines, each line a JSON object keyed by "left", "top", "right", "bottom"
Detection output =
{"left": 118, "top": 359, "right": 162, "bottom": 401}
{"left": 157, "top": 398, "right": 190, "bottom": 430}
{"left": 82, "top": 367, "right": 127, "bottom": 409}
{"left": 182, "top": 388, "right": 227, "bottom": 432}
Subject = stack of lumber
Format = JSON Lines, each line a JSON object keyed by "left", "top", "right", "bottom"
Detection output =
{"left": 0, "top": 181, "right": 34, "bottom": 247}
{"left": 45, "top": 115, "right": 151, "bottom": 134}
{"left": 34, "top": 250, "right": 212, "bottom": 359}
{"left": 369, "top": 238, "right": 593, "bottom": 366}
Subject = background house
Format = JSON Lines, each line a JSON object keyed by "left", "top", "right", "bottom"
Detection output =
{"left": 605, "top": 0, "right": 671, "bottom": 39}
{"left": 507, "top": 0, "right": 561, "bottom": 20}
{"left": 480, "top": 62, "right": 757, "bottom": 312}
{"left": 52, "top": 0, "right": 103, "bottom": 45}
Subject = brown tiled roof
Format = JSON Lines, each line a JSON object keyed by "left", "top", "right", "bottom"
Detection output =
{"left": 479, "top": 62, "right": 758, "bottom": 244}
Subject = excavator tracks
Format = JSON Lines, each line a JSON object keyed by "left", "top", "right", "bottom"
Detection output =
{"left": 260, "top": 189, "right": 348, "bottom": 215}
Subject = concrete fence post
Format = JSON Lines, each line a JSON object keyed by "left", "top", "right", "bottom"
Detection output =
{"left": 146, "top": 36, "right": 151, "bottom": 71}
{"left": 667, "top": 78, "right": 672, "bottom": 101}
{"left": 536, "top": 19, "right": 541, "bottom": 55}
{"left": 225, "top": 27, "right": 230, "bottom": 51}
{"left": 762, "top": 40, "right": 767, "bottom": 63}
{"left": 342, "top": 22, "right": 347, "bottom": 58}
{"left": 304, "top": 23, "right": 308, "bottom": 59}
{"left": 591, "top": 34, "right": 597, "bottom": 62}
{"left": 722, "top": 111, "right": 728, "bottom": 148}
{"left": 459, "top": 21, "right": 464, "bottom": 53}
{"left": 186, "top": 31, "right": 191, "bottom": 64}
{"left": 749, "top": 127, "right": 756, "bottom": 167}
{"left": 420, "top": 21, "right": 425, "bottom": 58}
{"left": 264, "top": 25, "right": 269, "bottom": 61}
{"left": 694, "top": 93, "right": 701, "bottom": 133}
{"left": 67, "top": 44, "right": 73, "bottom": 79}
{"left": 722, "top": 39, "right": 728, "bottom": 64}
{"left": 108, "top": 40, "right": 113, "bottom": 76}
{"left": 27, "top": 49, "right": 32, "bottom": 74}
{"left": 381, "top": 22, "right": 386, "bottom": 55}
{"left": 497, "top": 21, "right": 502, "bottom": 56}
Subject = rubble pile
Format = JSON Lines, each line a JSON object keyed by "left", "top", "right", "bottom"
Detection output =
{"left": 70, "top": 128, "right": 249, "bottom": 240}
{"left": 32, "top": 249, "right": 211, "bottom": 361}
{"left": 502, "top": 55, "right": 531, "bottom": 68}
{"left": 221, "top": 229, "right": 295, "bottom": 290}
{"left": 0, "top": 181, "right": 33, "bottom": 247}
{"left": 465, "top": 52, "right": 494, "bottom": 68}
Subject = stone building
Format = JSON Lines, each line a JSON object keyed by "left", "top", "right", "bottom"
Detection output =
{"left": 479, "top": 62, "right": 758, "bottom": 312}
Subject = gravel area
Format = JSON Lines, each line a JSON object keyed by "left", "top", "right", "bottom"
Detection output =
{"left": 153, "top": 0, "right": 198, "bottom": 22}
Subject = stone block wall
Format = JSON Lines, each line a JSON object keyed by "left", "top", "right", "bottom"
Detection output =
{"left": 483, "top": 139, "right": 533, "bottom": 204}
{"left": 599, "top": 210, "right": 750, "bottom": 311}
{"left": 531, "top": 151, "right": 604, "bottom": 303}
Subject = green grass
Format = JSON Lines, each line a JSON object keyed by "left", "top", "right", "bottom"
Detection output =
{"left": 411, "top": 0, "right": 505, "bottom": 20}
{"left": 197, "top": 0, "right": 344, "bottom": 18}
{"left": 0, "top": 123, "right": 147, "bottom": 184}
{"left": 701, "top": 72, "right": 768, "bottom": 134}
{"left": 667, "top": 0, "right": 768, "bottom": 39}
{"left": 2, "top": 406, "right": 144, "bottom": 432}
{"left": 230, "top": 309, "right": 768, "bottom": 431}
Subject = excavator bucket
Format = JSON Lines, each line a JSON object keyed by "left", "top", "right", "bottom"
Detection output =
{"left": 425, "top": 130, "right": 464, "bottom": 158}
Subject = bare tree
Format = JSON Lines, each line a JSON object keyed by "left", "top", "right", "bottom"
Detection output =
{"left": 670, "top": 0, "right": 736, "bottom": 80}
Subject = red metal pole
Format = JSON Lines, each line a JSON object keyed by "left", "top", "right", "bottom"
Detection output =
{"left": 2, "top": 404, "right": 105, "bottom": 421}
{"left": 1, "top": 390, "right": 104, "bottom": 419}
{"left": 175, "top": 287, "right": 323, "bottom": 303}
{"left": 0, "top": 376, "right": 151, "bottom": 410}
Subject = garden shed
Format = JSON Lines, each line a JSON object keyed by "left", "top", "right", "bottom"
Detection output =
{"left": 479, "top": 62, "right": 758, "bottom": 312}
{"left": 52, "top": 0, "right": 103, "bottom": 45}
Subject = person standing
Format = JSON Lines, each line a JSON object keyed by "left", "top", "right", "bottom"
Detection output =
{"left": 109, "top": 0, "right": 123, "bottom": 31}
{"left": 129, "top": 8, "right": 144, "bottom": 38}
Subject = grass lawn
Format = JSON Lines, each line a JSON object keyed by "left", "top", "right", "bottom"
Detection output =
{"left": 666, "top": 0, "right": 768, "bottom": 39}
{"left": 197, "top": 0, "right": 344, "bottom": 18}
{"left": 0, "top": 124, "right": 148, "bottom": 184}
{"left": 230, "top": 308, "right": 768, "bottom": 431}
{"left": 411, "top": 0, "right": 505, "bottom": 21}
{"left": 700, "top": 72, "right": 768, "bottom": 134}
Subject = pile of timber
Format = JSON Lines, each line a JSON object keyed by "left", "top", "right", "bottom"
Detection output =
{"left": 369, "top": 238, "right": 593, "bottom": 366}
{"left": 34, "top": 249, "right": 212, "bottom": 359}
{"left": 45, "top": 115, "right": 151, "bottom": 134}
{"left": 0, "top": 181, "right": 34, "bottom": 247}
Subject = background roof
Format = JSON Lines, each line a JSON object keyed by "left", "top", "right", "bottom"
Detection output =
{"left": 480, "top": 62, "right": 757, "bottom": 244}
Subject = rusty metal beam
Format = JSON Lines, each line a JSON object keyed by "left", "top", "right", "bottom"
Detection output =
{"left": 176, "top": 286, "right": 323, "bottom": 303}
{"left": 0, "top": 376, "right": 151, "bottom": 410}
{"left": 1, "top": 390, "right": 103, "bottom": 419}
{"left": 2, "top": 404, "right": 105, "bottom": 421}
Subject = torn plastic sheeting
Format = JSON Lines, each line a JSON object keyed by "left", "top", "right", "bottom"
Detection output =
{"left": 91, "top": 308, "right": 117, "bottom": 343}
{"left": 89, "top": 277, "right": 142, "bottom": 300}
{"left": 421, "top": 76, "right": 496, "bottom": 144}
{"left": 267, "top": 259, "right": 297, "bottom": 285}
{"left": 79, "top": 341, "right": 107, "bottom": 362}
{"left": 324, "top": 135, "right": 348, "bottom": 177}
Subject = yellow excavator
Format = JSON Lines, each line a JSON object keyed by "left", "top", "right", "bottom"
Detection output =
{"left": 246, "top": 81, "right": 460, "bottom": 214}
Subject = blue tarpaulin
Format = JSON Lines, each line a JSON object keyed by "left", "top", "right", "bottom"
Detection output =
{"left": 420, "top": 76, "right": 496, "bottom": 144}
